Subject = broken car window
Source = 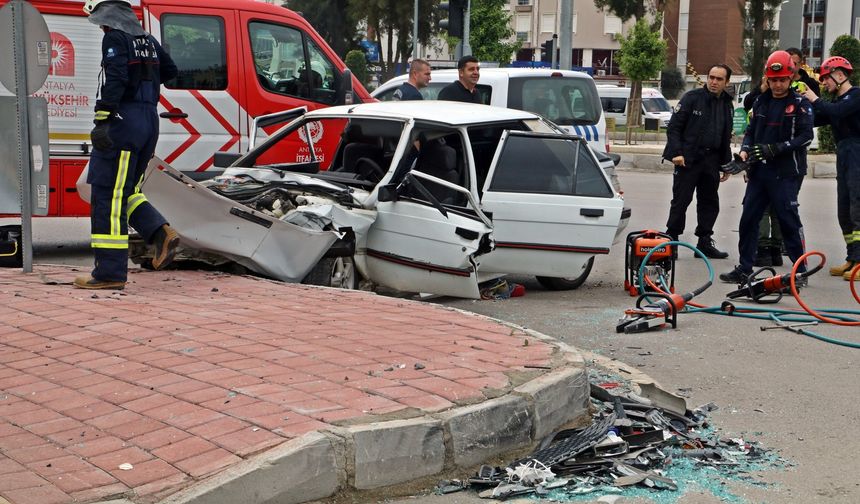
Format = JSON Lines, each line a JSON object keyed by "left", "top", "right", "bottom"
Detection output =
{"left": 488, "top": 134, "right": 613, "bottom": 197}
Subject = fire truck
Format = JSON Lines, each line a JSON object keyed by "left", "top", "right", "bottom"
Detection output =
{"left": 0, "top": 0, "right": 372, "bottom": 217}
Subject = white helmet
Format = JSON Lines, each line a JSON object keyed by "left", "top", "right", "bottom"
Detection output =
{"left": 83, "top": 0, "right": 132, "bottom": 15}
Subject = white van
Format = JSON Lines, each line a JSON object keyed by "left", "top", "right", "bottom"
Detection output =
{"left": 372, "top": 68, "right": 609, "bottom": 153}
{"left": 597, "top": 85, "right": 672, "bottom": 127}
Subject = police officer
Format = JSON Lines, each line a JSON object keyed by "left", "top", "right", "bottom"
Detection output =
{"left": 803, "top": 56, "right": 860, "bottom": 280}
{"left": 74, "top": 0, "right": 179, "bottom": 290}
{"left": 663, "top": 64, "right": 734, "bottom": 259}
{"left": 720, "top": 51, "right": 814, "bottom": 284}
{"left": 392, "top": 59, "right": 431, "bottom": 101}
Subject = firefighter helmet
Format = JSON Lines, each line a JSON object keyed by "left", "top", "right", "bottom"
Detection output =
{"left": 83, "top": 0, "right": 132, "bottom": 15}
{"left": 764, "top": 50, "right": 795, "bottom": 79}
{"left": 819, "top": 56, "right": 853, "bottom": 79}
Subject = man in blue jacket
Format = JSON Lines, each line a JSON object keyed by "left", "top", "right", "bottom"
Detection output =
{"left": 720, "top": 51, "right": 814, "bottom": 284}
{"left": 803, "top": 56, "right": 860, "bottom": 281}
{"left": 663, "top": 64, "right": 734, "bottom": 259}
{"left": 75, "top": 0, "right": 179, "bottom": 289}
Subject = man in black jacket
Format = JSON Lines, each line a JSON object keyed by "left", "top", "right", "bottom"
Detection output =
{"left": 663, "top": 64, "right": 735, "bottom": 258}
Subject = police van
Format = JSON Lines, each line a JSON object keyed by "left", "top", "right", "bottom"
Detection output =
{"left": 0, "top": 0, "right": 371, "bottom": 217}
{"left": 596, "top": 85, "right": 673, "bottom": 128}
{"left": 372, "top": 68, "right": 610, "bottom": 154}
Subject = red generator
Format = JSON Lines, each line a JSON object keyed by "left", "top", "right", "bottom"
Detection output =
{"left": 624, "top": 230, "right": 676, "bottom": 296}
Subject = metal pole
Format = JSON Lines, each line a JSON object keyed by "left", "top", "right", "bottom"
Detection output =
{"left": 413, "top": 0, "right": 419, "bottom": 59}
{"left": 559, "top": 0, "right": 572, "bottom": 70}
{"left": 12, "top": 0, "right": 33, "bottom": 273}
{"left": 551, "top": 33, "right": 558, "bottom": 69}
{"left": 809, "top": 0, "right": 815, "bottom": 61}
{"left": 462, "top": 0, "right": 471, "bottom": 55}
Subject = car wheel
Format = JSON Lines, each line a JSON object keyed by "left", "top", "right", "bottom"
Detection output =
{"left": 536, "top": 256, "right": 594, "bottom": 291}
{"left": 303, "top": 256, "right": 359, "bottom": 290}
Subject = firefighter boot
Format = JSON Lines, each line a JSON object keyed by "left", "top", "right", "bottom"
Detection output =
{"left": 151, "top": 224, "right": 180, "bottom": 271}
{"left": 830, "top": 261, "right": 856, "bottom": 276}
{"left": 74, "top": 276, "right": 126, "bottom": 290}
{"left": 697, "top": 237, "right": 729, "bottom": 259}
{"left": 754, "top": 246, "right": 772, "bottom": 267}
{"left": 843, "top": 265, "right": 860, "bottom": 281}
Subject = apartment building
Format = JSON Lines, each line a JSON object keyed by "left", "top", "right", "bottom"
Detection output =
{"left": 779, "top": 0, "right": 860, "bottom": 67}
{"left": 507, "top": 0, "right": 635, "bottom": 75}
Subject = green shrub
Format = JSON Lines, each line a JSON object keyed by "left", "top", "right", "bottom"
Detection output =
{"left": 660, "top": 66, "right": 685, "bottom": 99}
{"left": 345, "top": 50, "right": 369, "bottom": 86}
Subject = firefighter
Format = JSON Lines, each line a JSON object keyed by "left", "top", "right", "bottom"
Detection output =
{"left": 74, "top": 0, "right": 179, "bottom": 290}
{"left": 720, "top": 51, "right": 814, "bottom": 284}
{"left": 802, "top": 56, "right": 860, "bottom": 280}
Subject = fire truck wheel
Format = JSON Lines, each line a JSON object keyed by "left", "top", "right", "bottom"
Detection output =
{"left": 302, "top": 256, "right": 359, "bottom": 290}
{"left": 535, "top": 256, "right": 594, "bottom": 291}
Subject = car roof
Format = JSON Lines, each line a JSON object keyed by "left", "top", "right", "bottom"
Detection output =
{"left": 306, "top": 100, "right": 537, "bottom": 125}
{"left": 372, "top": 68, "right": 595, "bottom": 94}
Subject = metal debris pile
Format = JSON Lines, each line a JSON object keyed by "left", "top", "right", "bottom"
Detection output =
{"left": 436, "top": 377, "right": 788, "bottom": 501}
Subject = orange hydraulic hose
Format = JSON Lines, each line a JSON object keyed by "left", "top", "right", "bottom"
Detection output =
{"left": 790, "top": 251, "right": 860, "bottom": 326}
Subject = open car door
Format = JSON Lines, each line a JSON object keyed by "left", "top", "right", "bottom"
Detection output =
{"left": 477, "top": 131, "right": 623, "bottom": 277}
{"left": 366, "top": 140, "right": 493, "bottom": 299}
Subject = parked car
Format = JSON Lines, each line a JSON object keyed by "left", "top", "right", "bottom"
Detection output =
{"left": 134, "top": 101, "right": 627, "bottom": 297}
{"left": 596, "top": 85, "right": 673, "bottom": 128}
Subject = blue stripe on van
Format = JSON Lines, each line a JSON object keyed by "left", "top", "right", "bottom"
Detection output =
{"left": 591, "top": 125, "right": 600, "bottom": 142}
{"left": 582, "top": 125, "right": 591, "bottom": 141}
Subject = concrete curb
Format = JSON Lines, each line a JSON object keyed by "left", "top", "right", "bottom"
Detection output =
{"left": 125, "top": 312, "right": 591, "bottom": 504}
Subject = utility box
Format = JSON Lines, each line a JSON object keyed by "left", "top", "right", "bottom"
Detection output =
{"left": 0, "top": 96, "right": 50, "bottom": 216}
{"left": 0, "top": 225, "right": 23, "bottom": 268}
{"left": 644, "top": 117, "right": 659, "bottom": 131}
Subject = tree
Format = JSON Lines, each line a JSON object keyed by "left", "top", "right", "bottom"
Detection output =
{"left": 348, "top": 0, "right": 441, "bottom": 81}
{"left": 739, "top": 0, "right": 782, "bottom": 86}
{"left": 593, "top": 0, "right": 670, "bottom": 26}
{"left": 469, "top": 0, "right": 520, "bottom": 65}
{"left": 285, "top": 0, "right": 358, "bottom": 58}
{"left": 617, "top": 17, "right": 667, "bottom": 143}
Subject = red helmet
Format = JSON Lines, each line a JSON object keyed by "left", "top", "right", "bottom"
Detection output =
{"left": 764, "top": 50, "right": 795, "bottom": 79}
{"left": 819, "top": 56, "right": 853, "bottom": 79}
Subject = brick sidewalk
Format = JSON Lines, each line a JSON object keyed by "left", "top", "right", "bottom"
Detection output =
{"left": 0, "top": 266, "right": 558, "bottom": 504}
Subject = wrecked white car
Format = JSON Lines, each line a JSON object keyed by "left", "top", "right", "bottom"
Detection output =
{"left": 136, "top": 101, "right": 627, "bottom": 298}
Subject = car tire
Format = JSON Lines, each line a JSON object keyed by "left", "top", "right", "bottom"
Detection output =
{"left": 302, "top": 256, "right": 359, "bottom": 290}
{"left": 536, "top": 256, "right": 594, "bottom": 291}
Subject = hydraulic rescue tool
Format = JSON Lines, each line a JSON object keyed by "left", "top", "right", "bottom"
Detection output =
{"left": 617, "top": 238, "right": 713, "bottom": 333}
{"left": 725, "top": 261, "right": 822, "bottom": 304}
{"left": 624, "top": 230, "right": 675, "bottom": 296}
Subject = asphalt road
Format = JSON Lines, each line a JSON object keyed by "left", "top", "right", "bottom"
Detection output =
{"left": 4, "top": 170, "right": 859, "bottom": 504}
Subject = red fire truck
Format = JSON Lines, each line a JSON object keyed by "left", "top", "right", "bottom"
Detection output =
{"left": 0, "top": 0, "right": 372, "bottom": 217}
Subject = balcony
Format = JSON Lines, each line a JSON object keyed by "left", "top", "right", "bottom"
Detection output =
{"left": 803, "top": 1, "right": 826, "bottom": 17}
{"left": 801, "top": 37, "right": 824, "bottom": 53}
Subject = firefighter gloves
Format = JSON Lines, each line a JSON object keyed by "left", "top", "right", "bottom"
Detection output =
{"left": 91, "top": 108, "right": 114, "bottom": 151}
{"left": 720, "top": 153, "right": 749, "bottom": 175}
{"left": 750, "top": 142, "right": 786, "bottom": 162}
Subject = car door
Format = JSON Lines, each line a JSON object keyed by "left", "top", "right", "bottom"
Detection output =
{"left": 365, "top": 130, "right": 492, "bottom": 299}
{"left": 477, "top": 131, "right": 623, "bottom": 277}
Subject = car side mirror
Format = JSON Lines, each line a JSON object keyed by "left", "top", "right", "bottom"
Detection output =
{"left": 609, "top": 153, "right": 621, "bottom": 166}
{"left": 337, "top": 69, "right": 355, "bottom": 105}
{"left": 213, "top": 152, "right": 242, "bottom": 168}
{"left": 377, "top": 184, "right": 399, "bottom": 202}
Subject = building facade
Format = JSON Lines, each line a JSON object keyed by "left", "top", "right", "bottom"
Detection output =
{"left": 507, "top": 0, "right": 634, "bottom": 75}
{"left": 779, "top": 0, "right": 860, "bottom": 68}
{"left": 662, "top": 0, "right": 744, "bottom": 78}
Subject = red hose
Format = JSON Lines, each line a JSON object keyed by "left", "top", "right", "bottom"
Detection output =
{"left": 790, "top": 251, "right": 860, "bottom": 326}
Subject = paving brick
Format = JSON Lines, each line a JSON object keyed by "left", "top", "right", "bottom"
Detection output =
{"left": 46, "top": 467, "right": 116, "bottom": 493}
{"left": 68, "top": 482, "right": 129, "bottom": 503}
{"left": 87, "top": 409, "right": 144, "bottom": 431}
{"left": 4, "top": 444, "right": 65, "bottom": 465}
{"left": 152, "top": 436, "right": 220, "bottom": 464}
{"left": 0, "top": 470, "right": 49, "bottom": 491}
{"left": 130, "top": 426, "right": 190, "bottom": 451}
{"left": 62, "top": 400, "right": 122, "bottom": 422}
{"left": 25, "top": 454, "right": 93, "bottom": 477}
{"left": 2, "top": 483, "right": 70, "bottom": 504}
{"left": 105, "top": 416, "right": 167, "bottom": 440}
{"left": 211, "top": 427, "right": 285, "bottom": 457}
{"left": 186, "top": 416, "right": 250, "bottom": 439}
{"left": 88, "top": 446, "right": 153, "bottom": 473}
{"left": 174, "top": 448, "right": 241, "bottom": 479}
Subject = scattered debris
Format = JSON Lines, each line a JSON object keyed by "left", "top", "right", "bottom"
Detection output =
{"left": 118, "top": 463, "right": 133, "bottom": 471}
{"left": 433, "top": 372, "right": 789, "bottom": 502}
{"left": 414, "top": 363, "right": 426, "bottom": 370}
{"left": 480, "top": 279, "right": 525, "bottom": 300}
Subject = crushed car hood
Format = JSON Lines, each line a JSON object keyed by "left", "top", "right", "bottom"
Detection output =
{"left": 139, "top": 158, "right": 375, "bottom": 282}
